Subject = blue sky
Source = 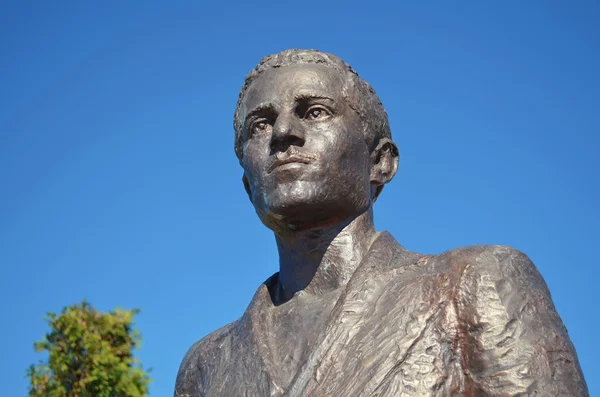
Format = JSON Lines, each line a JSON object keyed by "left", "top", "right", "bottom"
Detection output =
{"left": 1, "top": 1, "right": 598, "bottom": 395}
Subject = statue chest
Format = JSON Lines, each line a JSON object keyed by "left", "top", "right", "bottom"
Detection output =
{"left": 286, "top": 271, "right": 463, "bottom": 396}
{"left": 249, "top": 271, "right": 463, "bottom": 396}
{"left": 202, "top": 268, "right": 466, "bottom": 396}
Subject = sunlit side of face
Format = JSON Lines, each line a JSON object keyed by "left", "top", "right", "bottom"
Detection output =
{"left": 240, "top": 64, "right": 373, "bottom": 232}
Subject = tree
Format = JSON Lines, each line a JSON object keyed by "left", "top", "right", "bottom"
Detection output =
{"left": 27, "top": 301, "right": 151, "bottom": 397}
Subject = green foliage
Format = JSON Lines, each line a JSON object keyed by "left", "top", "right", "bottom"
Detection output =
{"left": 27, "top": 301, "right": 151, "bottom": 397}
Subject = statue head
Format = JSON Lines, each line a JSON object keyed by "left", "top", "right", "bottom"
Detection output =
{"left": 233, "top": 49, "right": 399, "bottom": 232}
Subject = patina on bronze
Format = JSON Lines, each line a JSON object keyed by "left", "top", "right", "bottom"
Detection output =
{"left": 175, "top": 49, "right": 588, "bottom": 396}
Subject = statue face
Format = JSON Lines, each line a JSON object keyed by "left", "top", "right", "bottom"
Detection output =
{"left": 240, "top": 64, "right": 373, "bottom": 231}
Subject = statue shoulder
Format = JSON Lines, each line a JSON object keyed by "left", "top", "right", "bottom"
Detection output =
{"left": 432, "top": 244, "right": 550, "bottom": 296}
{"left": 430, "top": 245, "right": 588, "bottom": 395}
{"left": 174, "top": 321, "right": 238, "bottom": 397}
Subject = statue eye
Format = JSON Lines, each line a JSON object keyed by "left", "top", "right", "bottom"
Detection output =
{"left": 251, "top": 119, "right": 272, "bottom": 136}
{"left": 304, "top": 106, "right": 331, "bottom": 121}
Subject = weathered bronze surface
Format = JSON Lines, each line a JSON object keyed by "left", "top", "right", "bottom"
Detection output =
{"left": 175, "top": 49, "right": 588, "bottom": 396}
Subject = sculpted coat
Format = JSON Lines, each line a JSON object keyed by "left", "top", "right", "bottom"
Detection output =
{"left": 175, "top": 233, "right": 587, "bottom": 396}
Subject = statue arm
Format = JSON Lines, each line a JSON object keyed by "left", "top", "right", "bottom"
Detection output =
{"left": 456, "top": 246, "right": 588, "bottom": 396}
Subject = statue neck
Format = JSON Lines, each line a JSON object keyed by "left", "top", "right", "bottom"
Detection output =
{"left": 274, "top": 209, "right": 378, "bottom": 304}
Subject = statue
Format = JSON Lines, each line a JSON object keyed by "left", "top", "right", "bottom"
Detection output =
{"left": 175, "top": 49, "right": 588, "bottom": 396}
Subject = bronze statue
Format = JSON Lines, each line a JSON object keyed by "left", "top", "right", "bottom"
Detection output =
{"left": 175, "top": 49, "right": 588, "bottom": 396}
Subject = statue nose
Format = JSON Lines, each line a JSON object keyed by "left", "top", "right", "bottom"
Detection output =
{"left": 270, "top": 116, "right": 305, "bottom": 153}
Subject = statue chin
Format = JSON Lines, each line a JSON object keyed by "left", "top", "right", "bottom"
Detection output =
{"left": 258, "top": 204, "right": 340, "bottom": 233}
{"left": 258, "top": 198, "right": 371, "bottom": 234}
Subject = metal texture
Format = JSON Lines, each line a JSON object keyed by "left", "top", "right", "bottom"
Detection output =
{"left": 175, "top": 49, "right": 588, "bottom": 396}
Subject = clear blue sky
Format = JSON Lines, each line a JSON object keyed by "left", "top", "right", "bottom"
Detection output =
{"left": 1, "top": 1, "right": 598, "bottom": 395}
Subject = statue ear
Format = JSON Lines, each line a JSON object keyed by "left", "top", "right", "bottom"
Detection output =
{"left": 242, "top": 174, "right": 253, "bottom": 203}
{"left": 370, "top": 138, "right": 399, "bottom": 190}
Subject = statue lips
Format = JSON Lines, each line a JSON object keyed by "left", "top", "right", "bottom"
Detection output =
{"left": 267, "top": 149, "right": 317, "bottom": 174}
